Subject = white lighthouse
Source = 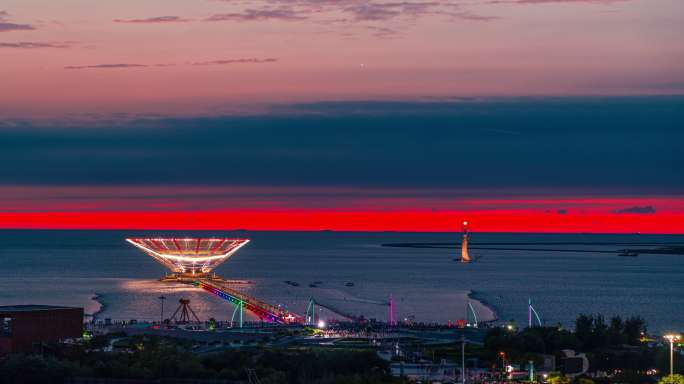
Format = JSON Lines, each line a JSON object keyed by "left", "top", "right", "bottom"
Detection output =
{"left": 461, "top": 221, "right": 471, "bottom": 263}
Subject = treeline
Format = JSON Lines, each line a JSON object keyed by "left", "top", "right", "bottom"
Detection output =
{"left": 485, "top": 314, "right": 648, "bottom": 359}
{"left": 482, "top": 314, "right": 682, "bottom": 383}
{"left": 573, "top": 314, "right": 646, "bottom": 349}
{"left": 0, "top": 337, "right": 404, "bottom": 384}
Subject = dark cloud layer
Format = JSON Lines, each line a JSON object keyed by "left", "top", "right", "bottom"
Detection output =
{"left": 0, "top": 97, "right": 681, "bottom": 192}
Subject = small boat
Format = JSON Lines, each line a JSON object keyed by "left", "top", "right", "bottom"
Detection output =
{"left": 345, "top": 282, "right": 354, "bottom": 287}
{"left": 618, "top": 250, "right": 638, "bottom": 257}
{"left": 309, "top": 284, "right": 318, "bottom": 288}
{"left": 284, "top": 280, "right": 300, "bottom": 287}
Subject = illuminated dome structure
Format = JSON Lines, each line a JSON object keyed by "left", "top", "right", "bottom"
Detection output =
{"left": 126, "top": 238, "right": 249, "bottom": 278}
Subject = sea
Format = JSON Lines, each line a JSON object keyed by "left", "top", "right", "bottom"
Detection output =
{"left": 0, "top": 230, "right": 682, "bottom": 333}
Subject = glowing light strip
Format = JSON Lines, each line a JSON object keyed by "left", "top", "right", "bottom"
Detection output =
{"left": 126, "top": 238, "right": 249, "bottom": 263}
{"left": 210, "top": 238, "right": 227, "bottom": 252}
{"left": 531, "top": 305, "right": 542, "bottom": 326}
{"left": 172, "top": 239, "right": 182, "bottom": 252}
{"left": 467, "top": 301, "right": 478, "bottom": 326}
{"left": 195, "top": 281, "right": 283, "bottom": 323}
{"left": 134, "top": 240, "right": 181, "bottom": 271}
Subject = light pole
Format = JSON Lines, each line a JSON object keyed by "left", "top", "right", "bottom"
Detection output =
{"left": 158, "top": 296, "right": 166, "bottom": 325}
{"left": 665, "top": 334, "right": 681, "bottom": 378}
{"left": 461, "top": 335, "right": 466, "bottom": 384}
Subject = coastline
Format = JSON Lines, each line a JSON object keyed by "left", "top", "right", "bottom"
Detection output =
{"left": 468, "top": 290, "right": 499, "bottom": 325}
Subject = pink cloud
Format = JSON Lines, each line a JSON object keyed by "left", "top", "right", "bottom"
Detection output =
{"left": 0, "top": 11, "right": 35, "bottom": 32}
{"left": 191, "top": 58, "right": 278, "bottom": 66}
{"left": 0, "top": 23, "right": 33, "bottom": 32}
{"left": 113, "top": 16, "right": 191, "bottom": 23}
{"left": 0, "top": 41, "right": 73, "bottom": 48}
{"left": 206, "top": 8, "right": 305, "bottom": 22}
{"left": 64, "top": 63, "right": 148, "bottom": 70}
{"left": 488, "top": 0, "right": 628, "bottom": 4}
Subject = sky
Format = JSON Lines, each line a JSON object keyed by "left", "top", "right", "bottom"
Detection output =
{"left": 0, "top": 0, "right": 682, "bottom": 232}
{"left": 1, "top": 0, "right": 683, "bottom": 116}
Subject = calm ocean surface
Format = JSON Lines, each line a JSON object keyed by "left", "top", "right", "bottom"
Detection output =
{"left": 0, "top": 230, "right": 682, "bottom": 333}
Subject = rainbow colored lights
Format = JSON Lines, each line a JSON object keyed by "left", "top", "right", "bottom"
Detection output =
{"left": 194, "top": 280, "right": 302, "bottom": 324}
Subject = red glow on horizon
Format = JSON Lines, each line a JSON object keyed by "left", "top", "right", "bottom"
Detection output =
{"left": 0, "top": 210, "right": 681, "bottom": 234}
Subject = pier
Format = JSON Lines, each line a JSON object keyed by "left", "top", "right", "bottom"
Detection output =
{"left": 194, "top": 279, "right": 303, "bottom": 324}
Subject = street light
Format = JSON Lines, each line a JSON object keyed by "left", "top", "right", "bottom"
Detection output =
{"left": 460, "top": 336, "right": 467, "bottom": 384}
{"left": 664, "top": 334, "right": 681, "bottom": 378}
{"left": 158, "top": 296, "right": 166, "bottom": 325}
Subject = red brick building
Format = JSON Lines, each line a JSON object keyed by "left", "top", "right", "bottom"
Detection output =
{"left": 0, "top": 305, "right": 83, "bottom": 354}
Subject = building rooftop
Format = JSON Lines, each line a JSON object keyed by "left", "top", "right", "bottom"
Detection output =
{"left": 0, "top": 305, "right": 82, "bottom": 313}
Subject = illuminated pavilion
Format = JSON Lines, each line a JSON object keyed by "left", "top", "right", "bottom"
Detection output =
{"left": 126, "top": 238, "right": 249, "bottom": 280}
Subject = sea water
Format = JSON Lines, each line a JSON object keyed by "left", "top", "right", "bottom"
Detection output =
{"left": 0, "top": 230, "right": 681, "bottom": 333}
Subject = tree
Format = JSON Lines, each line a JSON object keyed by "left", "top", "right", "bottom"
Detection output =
{"left": 548, "top": 372, "right": 570, "bottom": 384}
{"left": 593, "top": 315, "right": 607, "bottom": 336}
{"left": 623, "top": 316, "right": 646, "bottom": 345}
{"left": 207, "top": 317, "right": 217, "bottom": 331}
{"left": 608, "top": 316, "right": 625, "bottom": 345}
{"left": 575, "top": 314, "right": 593, "bottom": 343}
{"left": 0, "top": 355, "right": 77, "bottom": 384}
{"left": 609, "top": 316, "right": 623, "bottom": 334}
{"left": 658, "top": 374, "right": 684, "bottom": 384}
{"left": 591, "top": 315, "right": 608, "bottom": 348}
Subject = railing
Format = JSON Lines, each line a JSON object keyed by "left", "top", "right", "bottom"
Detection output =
{"left": 195, "top": 279, "right": 303, "bottom": 324}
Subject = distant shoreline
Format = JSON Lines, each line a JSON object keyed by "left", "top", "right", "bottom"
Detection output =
{"left": 468, "top": 290, "right": 498, "bottom": 324}
{"left": 382, "top": 242, "right": 684, "bottom": 255}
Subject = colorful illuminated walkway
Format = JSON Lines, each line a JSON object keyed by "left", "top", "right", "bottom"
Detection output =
{"left": 194, "top": 279, "right": 303, "bottom": 324}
